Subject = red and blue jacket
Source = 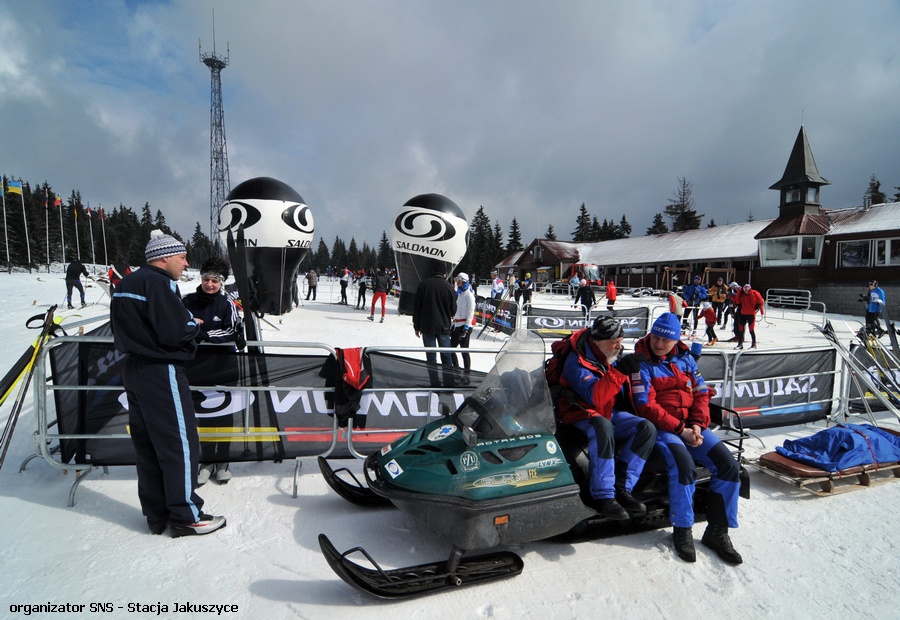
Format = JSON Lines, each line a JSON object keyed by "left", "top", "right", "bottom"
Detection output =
{"left": 629, "top": 335, "right": 710, "bottom": 434}
{"left": 555, "top": 329, "right": 628, "bottom": 426}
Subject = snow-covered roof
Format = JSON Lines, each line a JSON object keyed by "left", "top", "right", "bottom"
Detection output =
{"left": 825, "top": 201, "right": 900, "bottom": 237}
{"left": 576, "top": 219, "right": 773, "bottom": 266}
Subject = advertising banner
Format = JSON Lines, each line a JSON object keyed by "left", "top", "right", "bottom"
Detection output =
{"left": 49, "top": 327, "right": 481, "bottom": 465}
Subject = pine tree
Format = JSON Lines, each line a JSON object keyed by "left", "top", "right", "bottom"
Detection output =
{"left": 618, "top": 214, "right": 632, "bottom": 238}
{"left": 545, "top": 223, "right": 557, "bottom": 240}
{"left": 646, "top": 213, "right": 669, "bottom": 235}
{"left": 506, "top": 217, "right": 523, "bottom": 253}
{"left": 707, "top": 218, "right": 718, "bottom": 228}
{"left": 377, "top": 230, "right": 391, "bottom": 268}
{"left": 665, "top": 177, "right": 704, "bottom": 231}
{"left": 572, "top": 203, "right": 592, "bottom": 241}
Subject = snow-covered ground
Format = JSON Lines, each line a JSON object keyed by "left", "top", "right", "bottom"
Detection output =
{"left": 0, "top": 269, "right": 898, "bottom": 619}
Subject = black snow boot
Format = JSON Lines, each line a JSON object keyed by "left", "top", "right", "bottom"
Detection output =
{"left": 589, "top": 498, "right": 630, "bottom": 522}
{"left": 615, "top": 489, "right": 647, "bottom": 516}
{"left": 672, "top": 526, "right": 696, "bottom": 562}
{"left": 701, "top": 525, "right": 743, "bottom": 565}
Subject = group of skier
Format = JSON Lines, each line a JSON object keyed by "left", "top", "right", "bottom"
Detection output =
{"left": 672, "top": 275, "right": 765, "bottom": 349}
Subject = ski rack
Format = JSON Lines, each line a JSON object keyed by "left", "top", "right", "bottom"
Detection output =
{"left": 815, "top": 321, "right": 900, "bottom": 423}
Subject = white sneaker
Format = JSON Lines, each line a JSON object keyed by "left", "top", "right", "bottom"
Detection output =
{"left": 171, "top": 514, "right": 227, "bottom": 538}
{"left": 215, "top": 464, "right": 232, "bottom": 484}
{"left": 197, "top": 463, "right": 215, "bottom": 486}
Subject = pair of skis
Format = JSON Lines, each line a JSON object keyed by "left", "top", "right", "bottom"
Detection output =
{"left": 815, "top": 320, "right": 900, "bottom": 423}
{"left": 0, "top": 306, "right": 61, "bottom": 471}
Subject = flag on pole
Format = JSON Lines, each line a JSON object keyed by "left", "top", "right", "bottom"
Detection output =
{"left": 8, "top": 181, "right": 23, "bottom": 195}
{"left": 86, "top": 205, "right": 92, "bottom": 219}
{"left": 54, "top": 195, "right": 61, "bottom": 207}
{"left": 99, "top": 207, "right": 104, "bottom": 219}
{"left": 45, "top": 188, "right": 48, "bottom": 210}
{"left": 73, "top": 204, "right": 78, "bottom": 219}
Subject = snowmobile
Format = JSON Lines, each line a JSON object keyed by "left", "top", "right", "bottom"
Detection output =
{"left": 318, "top": 329, "right": 749, "bottom": 599}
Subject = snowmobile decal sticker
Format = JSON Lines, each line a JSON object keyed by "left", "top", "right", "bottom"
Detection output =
{"left": 468, "top": 468, "right": 559, "bottom": 489}
{"left": 427, "top": 424, "right": 457, "bottom": 442}
{"left": 460, "top": 451, "right": 479, "bottom": 471}
{"left": 380, "top": 444, "right": 393, "bottom": 456}
{"left": 385, "top": 459, "right": 404, "bottom": 479}
{"left": 546, "top": 440, "right": 557, "bottom": 454}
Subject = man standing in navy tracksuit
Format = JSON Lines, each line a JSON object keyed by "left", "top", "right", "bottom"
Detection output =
{"left": 110, "top": 230, "right": 226, "bottom": 538}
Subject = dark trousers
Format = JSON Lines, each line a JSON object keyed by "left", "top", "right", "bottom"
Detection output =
{"left": 866, "top": 311, "right": 883, "bottom": 335}
{"left": 306, "top": 284, "right": 317, "bottom": 300}
{"left": 65, "top": 278, "right": 85, "bottom": 305}
{"left": 450, "top": 326, "right": 472, "bottom": 371}
{"left": 123, "top": 357, "right": 204, "bottom": 530}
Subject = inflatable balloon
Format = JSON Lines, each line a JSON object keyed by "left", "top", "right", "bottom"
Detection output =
{"left": 391, "top": 193, "right": 468, "bottom": 315}
{"left": 218, "top": 177, "right": 315, "bottom": 315}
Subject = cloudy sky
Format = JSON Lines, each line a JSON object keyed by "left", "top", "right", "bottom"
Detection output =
{"left": 2, "top": 0, "right": 899, "bottom": 251}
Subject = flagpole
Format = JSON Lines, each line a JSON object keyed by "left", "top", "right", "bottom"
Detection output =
{"left": 100, "top": 204, "right": 108, "bottom": 267}
{"left": 87, "top": 207, "right": 96, "bottom": 274}
{"left": 74, "top": 203, "right": 81, "bottom": 260}
{"left": 2, "top": 188, "right": 9, "bottom": 274}
{"left": 45, "top": 189, "right": 50, "bottom": 273}
{"left": 19, "top": 187, "right": 31, "bottom": 273}
{"left": 58, "top": 196, "right": 66, "bottom": 265}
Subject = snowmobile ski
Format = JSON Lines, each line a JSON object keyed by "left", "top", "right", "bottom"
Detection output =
{"left": 317, "top": 456, "right": 391, "bottom": 507}
{"left": 318, "top": 533, "right": 523, "bottom": 599}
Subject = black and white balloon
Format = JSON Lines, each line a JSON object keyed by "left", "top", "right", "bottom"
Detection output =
{"left": 391, "top": 193, "right": 468, "bottom": 315}
{"left": 218, "top": 177, "right": 314, "bottom": 315}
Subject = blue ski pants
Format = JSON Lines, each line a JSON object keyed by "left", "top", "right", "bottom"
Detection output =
{"left": 573, "top": 410, "right": 657, "bottom": 500}
{"left": 654, "top": 428, "right": 740, "bottom": 529}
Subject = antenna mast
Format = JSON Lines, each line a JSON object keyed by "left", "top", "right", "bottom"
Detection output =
{"left": 199, "top": 17, "right": 230, "bottom": 256}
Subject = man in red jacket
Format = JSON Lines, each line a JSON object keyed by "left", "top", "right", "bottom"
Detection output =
{"left": 553, "top": 316, "right": 655, "bottom": 520}
{"left": 734, "top": 283, "right": 765, "bottom": 349}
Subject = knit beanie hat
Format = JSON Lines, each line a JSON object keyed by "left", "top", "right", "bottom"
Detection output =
{"left": 145, "top": 229, "right": 186, "bottom": 261}
{"left": 650, "top": 312, "right": 682, "bottom": 340}
{"left": 457, "top": 272, "right": 469, "bottom": 282}
{"left": 590, "top": 316, "right": 624, "bottom": 340}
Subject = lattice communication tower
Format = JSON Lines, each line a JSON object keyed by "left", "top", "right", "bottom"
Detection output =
{"left": 200, "top": 37, "right": 231, "bottom": 255}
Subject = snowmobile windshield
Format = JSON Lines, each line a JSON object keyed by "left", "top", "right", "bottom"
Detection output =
{"left": 454, "top": 329, "right": 556, "bottom": 440}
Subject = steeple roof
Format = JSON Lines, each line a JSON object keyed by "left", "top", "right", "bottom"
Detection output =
{"left": 769, "top": 126, "right": 831, "bottom": 190}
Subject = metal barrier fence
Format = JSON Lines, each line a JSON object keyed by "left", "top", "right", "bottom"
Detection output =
{"left": 28, "top": 336, "right": 501, "bottom": 505}
{"left": 764, "top": 288, "right": 827, "bottom": 327}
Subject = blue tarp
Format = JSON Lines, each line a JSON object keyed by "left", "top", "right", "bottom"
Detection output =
{"left": 775, "top": 424, "right": 900, "bottom": 472}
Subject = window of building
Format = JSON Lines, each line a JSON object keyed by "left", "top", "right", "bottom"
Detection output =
{"left": 806, "top": 187, "right": 819, "bottom": 204}
{"left": 786, "top": 188, "right": 801, "bottom": 203}
{"left": 759, "top": 235, "right": 823, "bottom": 267}
{"left": 874, "top": 238, "right": 900, "bottom": 266}
{"left": 532, "top": 245, "right": 542, "bottom": 262}
{"left": 838, "top": 240, "right": 871, "bottom": 268}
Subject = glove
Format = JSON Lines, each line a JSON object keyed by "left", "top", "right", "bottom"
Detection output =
{"left": 616, "top": 353, "right": 648, "bottom": 375}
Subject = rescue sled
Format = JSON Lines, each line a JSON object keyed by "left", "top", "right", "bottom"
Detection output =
{"left": 318, "top": 330, "right": 749, "bottom": 599}
{"left": 744, "top": 426, "right": 900, "bottom": 497}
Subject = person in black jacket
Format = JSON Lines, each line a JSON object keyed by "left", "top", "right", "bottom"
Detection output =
{"left": 412, "top": 269, "right": 457, "bottom": 387}
{"left": 110, "top": 230, "right": 226, "bottom": 538}
{"left": 65, "top": 259, "right": 89, "bottom": 308}
{"left": 182, "top": 257, "right": 242, "bottom": 486}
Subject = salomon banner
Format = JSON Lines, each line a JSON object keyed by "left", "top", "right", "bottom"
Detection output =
{"left": 709, "top": 348, "right": 836, "bottom": 428}
{"left": 49, "top": 325, "right": 481, "bottom": 465}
